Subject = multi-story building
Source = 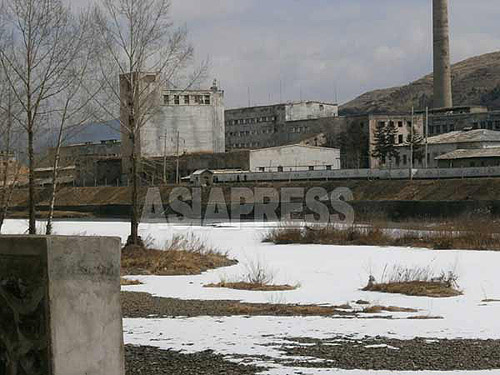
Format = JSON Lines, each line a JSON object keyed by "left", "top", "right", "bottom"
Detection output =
{"left": 120, "top": 73, "right": 225, "bottom": 177}
{"left": 397, "top": 129, "right": 500, "bottom": 169}
{"left": 41, "top": 140, "right": 121, "bottom": 185}
{"left": 225, "top": 101, "right": 338, "bottom": 150}
{"left": 427, "top": 106, "right": 500, "bottom": 136}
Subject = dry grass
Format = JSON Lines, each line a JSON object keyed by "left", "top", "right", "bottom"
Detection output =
{"left": 121, "top": 234, "right": 237, "bottom": 276}
{"left": 204, "top": 281, "right": 297, "bottom": 291}
{"left": 363, "top": 265, "right": 462, "bottom": 298}
{"left": 204, "top": 258, "right": 299, "bottom": 292}
{"left": 364, "top": 281, "right": 462, "bottom": 298}
{"left": 263, "top": 222, "right": 500, "bottom": 251}
{"left": 363, "top": 305, "right": 418, "bottom": 313}
{"left": 120, "top": 278, "right": 143, "bottom": 286}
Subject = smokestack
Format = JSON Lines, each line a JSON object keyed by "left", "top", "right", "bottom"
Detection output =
{"left": 433, "top": 0, "right": 453, "bottom": 108}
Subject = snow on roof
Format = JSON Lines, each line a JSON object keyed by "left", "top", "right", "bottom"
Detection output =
{"left": 427, "top": 129, "right": 500, "bottom": 145}
{"left": 435, "top": 147, "right": 500, "bottom": 160}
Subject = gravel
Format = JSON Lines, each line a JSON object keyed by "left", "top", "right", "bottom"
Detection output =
{"left": 272, "top": 336, "right": 500, "bottom": 371}
{"left": 125, "top": 345, "right": 263, "bottom": 375}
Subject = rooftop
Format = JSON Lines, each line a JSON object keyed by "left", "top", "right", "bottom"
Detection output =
{"left": 436, "top": 148, "right": 500, "bottom": 160}
{"left": 427, "top": 129, "right": 500, "bottom": 145}
{"left": 227, "top": 101, "right": 338, "bottom": 112}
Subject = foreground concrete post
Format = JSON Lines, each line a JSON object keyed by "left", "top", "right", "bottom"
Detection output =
{"left": 0, "top": 236, "right": 124, "bottom": 375}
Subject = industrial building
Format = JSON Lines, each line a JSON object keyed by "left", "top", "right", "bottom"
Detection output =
{"left": 39, "top": 140, "right": 121, "bottom": 186}
{"left": 397, "top": 129, "right": 500, "bottom": 169}
{"left": 249, "top": 145, "right": 340, "bottom": 172}
{"left": 428, "top": 106, "right": 500, "bottom": 136}
{"left": 120, "top": 73, "right": 225, "bottom": 179}
{"left": 225, "top": 101, "right": 338, "bottom": 150}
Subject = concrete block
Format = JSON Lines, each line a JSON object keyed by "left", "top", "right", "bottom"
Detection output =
{"left": 0, "top": 235, "right": 124, "bottom": 375}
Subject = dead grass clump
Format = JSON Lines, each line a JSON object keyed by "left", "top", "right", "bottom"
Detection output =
{"left": 205, "top": 258, "right": 299, "bottom": 292}
{"left": 363, "top": 265, "right": 462, "bottom": 298}
{"left": 120, "top": 278, "right": 143, "bottom": 286}
{"left": 263, "top": 225, "right": 393, "bottom": 246}
{"left": 204, "top": 282, "right": 297, "bottom": 291}
{"left": 121, "top": 234, "right": 237, "bottom": 276}
{"left": 263, "top": 222, "right": 500, "bottom": 251}
{"left": 363, "top": 305, "right": 418, "bottom": 313}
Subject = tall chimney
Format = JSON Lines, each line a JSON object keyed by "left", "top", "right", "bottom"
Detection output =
{"left": 433, "top": 0, "right": 453, "bottom": 108}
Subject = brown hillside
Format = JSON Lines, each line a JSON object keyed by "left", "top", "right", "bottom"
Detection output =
{"left": 340, "top": 51, "right": 500, "bottom": 115}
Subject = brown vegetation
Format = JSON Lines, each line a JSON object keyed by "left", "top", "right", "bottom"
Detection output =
{"left": 363, "top": 265, "right": 462, "bottom": 298}
{"left": 121, "top": 278, "right": 143, "bottom": 286}
{"left": 364, "top": 281, "right": 462, "bottom": 298}
{"left": 263, "top": 223, "right": 500, "bottom": 251}
{"left": 362, "top": 305, "right": 418, "bottom": 313}
{"left": 121, "top": 234, "right": 237, "bottom": 276}
{"left": 204, "top": 281, "right": 297, "bottom": 291}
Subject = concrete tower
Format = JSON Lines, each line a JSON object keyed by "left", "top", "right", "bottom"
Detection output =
{"left": 433, "top": 0, "right": 453, "bottom": 108}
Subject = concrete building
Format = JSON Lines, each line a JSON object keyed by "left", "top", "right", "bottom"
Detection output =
{"left": 41, "top": 140, "right": 121, "bottom": 186}
{"left": 436, "top": 148, "right": 500, "bottom": 168}
{"left": 225, "top": 101, "right": 338, "bottom": 150}
{"left": 428, "top": 106, "right": 500, "bottom": 136}
{"left": 364, "top": 114, "right": 425, "bottom": 169}
{"left": 397, "top": 129, "right": 500, "bottom": 168}
{"left": 249, "top": 144, "right": 340, "bottom": 172}
{"left": 120, "top": 73, "right": 225, "bottom": 177}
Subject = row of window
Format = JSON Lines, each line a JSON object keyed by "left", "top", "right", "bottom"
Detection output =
{"left": 226, "top": 116, "right": 278, "bottom": 126}
{"left": 227, "top": 128, "right": 276, "bottom": 137}
{"left": 163, "top": 94, "right": 211, "bottom": 106}
{"left": 378, "top": 120, "right": 412, "bottom": 128}
{"left": 257, "top": 165, "right": 333, "bottom": 172}
{"left": 230, "top": 142, "right": 276, "bottom": 149}
{"left": 429, "top": 120, "right": 500, "bottom": 135}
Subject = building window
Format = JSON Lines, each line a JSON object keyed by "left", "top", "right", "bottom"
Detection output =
{"left": 449, "top": 124, "right": 455, "bottom": 131}
{"left": 398, "top": 134, "right": 403, "bottom": 144}
{"left": 398, "top": 121, "right": 403, "bottom": 127}
{"left": 319, "top": 104, "right": 324, "bottom": 111}
{"left": 326, "top": 165, "right": 332, "bottom": 170}
{"left": 278, "top": 166, "right": 283, "bottom": 172}
{"left": 403, "top": 155, "right": 407, "bottom": 165}
{"left": 184, "top": 95, "right": 190, "bottom": 105}
{"left": 309, "top": 166, "right": 314, "bottom": 171}
{"left": 407, "top": 121, "right": 412, "bottom": 127}
{"left": 163, "top": 95, "right": 169, "bottom": 105}
{"left": 259, "top": 167, "right": 265, "bottom": 172}
{"left": 204, "top": 95, "right": 211, "bottom": 105}
{"left": 174, "top": 95, "right": 180, "bottom": 104}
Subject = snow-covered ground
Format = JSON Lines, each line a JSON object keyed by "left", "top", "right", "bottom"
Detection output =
{"left": 3, "top": 219, "right": 500, "bottom": 374}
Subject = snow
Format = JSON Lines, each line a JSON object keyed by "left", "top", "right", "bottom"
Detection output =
{"left": 3, "top": 219, "right": 500, "bottom": 374}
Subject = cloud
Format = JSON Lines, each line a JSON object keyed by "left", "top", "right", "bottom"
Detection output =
{"left": 62, "top": 0, "right": 500, "bottom": 108}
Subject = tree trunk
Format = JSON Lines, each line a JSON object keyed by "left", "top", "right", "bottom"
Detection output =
{"left": 45, "top": 145, "right": 61, "bottom": 235}
{"left": 28, "top": 121, "right": 36, "bottom": 235}
{"left": 128, "top": 124, "right": 141, "bottom": 246}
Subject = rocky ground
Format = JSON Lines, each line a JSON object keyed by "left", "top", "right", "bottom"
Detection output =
{"left": 125, "top": 345, "right": 263, "bottom": 375}
{"left": 265, "top": 336, "right": 500, "bottom": 371}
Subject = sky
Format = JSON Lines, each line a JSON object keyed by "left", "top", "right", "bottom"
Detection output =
{"left": 70, "top": 0, "right": 500, "bottom": 109}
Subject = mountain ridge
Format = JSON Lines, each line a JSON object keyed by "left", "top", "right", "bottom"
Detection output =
{"left": 340, "top": 51, "right": 500, "bottom": 115}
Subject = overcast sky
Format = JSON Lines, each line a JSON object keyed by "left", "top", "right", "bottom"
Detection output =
{"left": 71, "top": 0, "right": 500, "bottom": 109}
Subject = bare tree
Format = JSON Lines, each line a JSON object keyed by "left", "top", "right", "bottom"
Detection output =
{"left": 44, "top": 13, "right": 104, "bottom": 235}
{"left": 0, "top": 85, "right": 22, "bottom": 232}
{"left": 0, "top": 0, "right": 92, "bottom": 234}
{"left": 92, "top": 0, "right": 206, "bottom": 246}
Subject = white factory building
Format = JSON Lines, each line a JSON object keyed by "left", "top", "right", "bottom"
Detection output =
{"left": 249, "top": 144, "right": 341, "bottom": 172}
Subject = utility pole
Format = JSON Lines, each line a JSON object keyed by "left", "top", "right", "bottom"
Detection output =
{"left": 409, "top": 107, "right": 414, "bottom": 180}
{"left": 163, "top": 129, "right": 167, "bottom": 184}
{"left": 425, "top": 106, "right": 429, "bottom": 169}
{"left": 176, "top": 130, "right": 180, "bottom": 185}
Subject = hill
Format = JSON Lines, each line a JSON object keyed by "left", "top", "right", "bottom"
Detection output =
{"left": 340, "top": 51, "right": 500, "bottom": 115}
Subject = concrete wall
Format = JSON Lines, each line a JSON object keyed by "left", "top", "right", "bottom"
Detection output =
{"left": 249, "top": 145, "right": 340, "bottom": 172}
{"left": 225, "top": 102, "right": 338, "bottom": 151}
{"left": 0, "top": 236, "right": 124, "bottom": 375}
{"left": 429, "top": 110, "right": 500, "bottom": 136}
{"left": 142, "top": 89, "right": 225, "bottom": 158}
{"left": 285, "top": 102, "right": 338, "bottom": 121}
{"left": 369, "top": 114, "right": 425, "bottom": 168}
